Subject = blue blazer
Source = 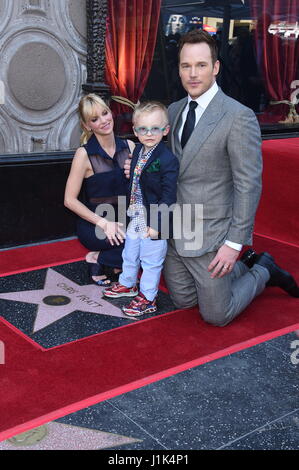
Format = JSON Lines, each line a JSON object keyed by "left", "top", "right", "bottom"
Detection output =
{"left": 129, "top": 141, "right": 179, "bottom": 238}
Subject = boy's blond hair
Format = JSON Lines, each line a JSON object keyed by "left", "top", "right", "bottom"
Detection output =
{"left": 132, "top": 101, "right": 169, "bottom": 126}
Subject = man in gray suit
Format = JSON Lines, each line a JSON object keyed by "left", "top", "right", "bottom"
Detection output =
{"left": 163, "top": 29, "right": 299, "bottom": 326}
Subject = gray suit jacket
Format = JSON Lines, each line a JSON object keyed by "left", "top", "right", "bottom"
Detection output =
{"left": 168, "top": 88, "right": 262, "bottom": 257}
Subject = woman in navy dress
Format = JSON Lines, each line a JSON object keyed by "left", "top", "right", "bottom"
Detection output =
{"left": 64, "top": 94, "right": 135, "bottom": 285}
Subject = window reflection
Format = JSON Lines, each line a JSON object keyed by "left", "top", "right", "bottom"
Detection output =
{"left": 165, "top": 14, "right": 189, "bottom": 35}
{"left": 268, "top": 21, "right": 299, "bottom": 39}
{"left": 142, "top": 0, "right": 299, "bottom": 133}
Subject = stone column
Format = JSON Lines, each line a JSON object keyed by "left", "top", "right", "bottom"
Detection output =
{"left": 82, "top": 0, "right": 110, "bottom": 99}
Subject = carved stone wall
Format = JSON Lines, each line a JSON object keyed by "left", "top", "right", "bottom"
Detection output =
{"left": 0, "top": 0, "right": 87, "bottom": 154}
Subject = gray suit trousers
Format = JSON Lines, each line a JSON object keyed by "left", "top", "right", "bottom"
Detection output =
{"left": 163, "top": 241, "right": 270, "bottom": 326}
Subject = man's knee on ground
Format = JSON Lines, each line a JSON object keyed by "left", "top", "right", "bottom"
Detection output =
{"left": 172, "top": 296, "right": 197, "bottom": 310}
{"left": 170, "top": 290, "right": 233, "bottom": 326}
{"left": 199, "top": 308, "right": 231, "bottom": 327}
{"left": 203, "top": 316, "right": 230, "bottom": 327}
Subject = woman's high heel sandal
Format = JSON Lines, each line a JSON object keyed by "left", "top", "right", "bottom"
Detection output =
{"left": 105, "top": 266, "right": 122, "bottom": 283}
{"left": 86, "top": 255, "right": 112, "bottom": 287}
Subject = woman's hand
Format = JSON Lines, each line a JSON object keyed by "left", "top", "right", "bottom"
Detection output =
{"left": 98, "top": 220, "right": 126, "bottom": 246}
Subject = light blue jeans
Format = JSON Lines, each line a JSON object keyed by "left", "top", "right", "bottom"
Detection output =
{"left": 119, "top": 231, "right": 167, "bottom": 301}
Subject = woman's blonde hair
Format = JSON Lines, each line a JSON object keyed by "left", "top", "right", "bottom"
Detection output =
{"left": 132, "top": 101, "right": 169, "bottom": 127}
{"left": 78, "top": 93, "right": 112, "bottom": 145}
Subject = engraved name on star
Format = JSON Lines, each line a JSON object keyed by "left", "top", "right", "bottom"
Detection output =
{"left": 0, "top": 269, "right": 126, "bottom": 332}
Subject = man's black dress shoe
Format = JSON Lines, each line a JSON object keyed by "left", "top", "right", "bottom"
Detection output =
{"left": 255, "top": 252, "right": 299, "bottom": 297}
{"left": 240, "top": 249, "right": 258, "bottom": 269}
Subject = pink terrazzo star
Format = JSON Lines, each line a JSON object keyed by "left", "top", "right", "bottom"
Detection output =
{"left": 0, "top": 422, "right": 141, "bottom": 450}
{"left": 0, "top": 268, "right": 126, "bottom": 332}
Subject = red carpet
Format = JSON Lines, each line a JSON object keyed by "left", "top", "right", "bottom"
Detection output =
{"left": 255, "top": 138, "right": 299, "bottom": 247}
{"left": 0, "top": 238, "right": 88, "bottom": 277}
{"left": 0, "top": 235, "right": 298, "bottom": 442}
{"left": 0, "top": 138, "right": 299, "bottom": 441}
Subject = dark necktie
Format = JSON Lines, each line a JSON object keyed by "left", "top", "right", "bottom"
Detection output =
{"left": 181, "top": 101, "right": 198, "bottom": 149}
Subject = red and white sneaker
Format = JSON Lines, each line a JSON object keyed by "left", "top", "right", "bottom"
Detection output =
{"left": 122, "top": 293, "right": 157, "bottom": 317}
{"left": 103, "top": 282, "right": 139, "bottom": 298}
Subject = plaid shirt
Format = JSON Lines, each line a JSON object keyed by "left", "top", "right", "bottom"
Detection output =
{"left": 127, "top": 144, "right": 158, "bottom": 235}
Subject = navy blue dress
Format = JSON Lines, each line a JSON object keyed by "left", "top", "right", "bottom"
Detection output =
{"left": 77, "top": 134, "right": 130, "bottom": 269}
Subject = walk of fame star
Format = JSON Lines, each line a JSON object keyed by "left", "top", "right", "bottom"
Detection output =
{"left": 0, "top": 422, "right": 141, "bottom": 450}
{"left": 0, "top": 268, "right": 126, "bottom": 332}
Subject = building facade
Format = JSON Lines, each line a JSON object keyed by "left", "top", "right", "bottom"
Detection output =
{"left": 0, "top": 0, "right": 87, "bottom": 155}
{"left": 0, "top": 0, "right": 298, "bottom": 247}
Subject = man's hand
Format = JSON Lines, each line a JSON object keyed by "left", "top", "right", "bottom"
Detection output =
{"left": 124, "top": 155, "right": 132, "bottom": 179}
{"left": 208, "top": 244, "right": 240, "bottom": 278}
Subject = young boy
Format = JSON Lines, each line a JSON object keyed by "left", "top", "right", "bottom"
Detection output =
{"left": 103, "top": 101, "right": 179, "bottom": 317}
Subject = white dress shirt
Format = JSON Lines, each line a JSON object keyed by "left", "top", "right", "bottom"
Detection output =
{"left": 179, "top": 81, "right": 242, "bottom": 252}
{"left": 178, "top": 81, "right": 219, "bottom": 141}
